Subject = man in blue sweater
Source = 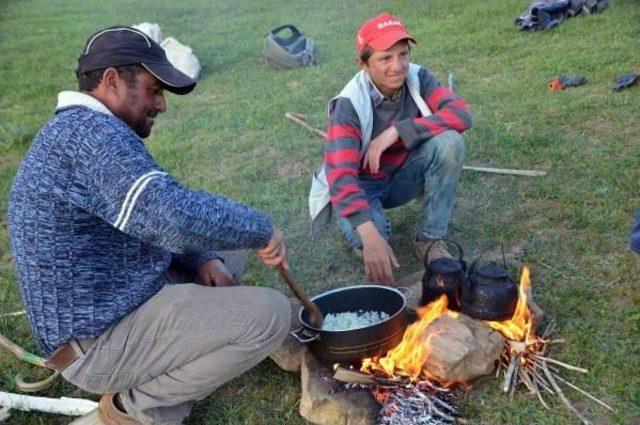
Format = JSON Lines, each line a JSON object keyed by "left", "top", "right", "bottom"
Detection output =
{"left": 8, "top": 26, "right": 290, "bottom": 425}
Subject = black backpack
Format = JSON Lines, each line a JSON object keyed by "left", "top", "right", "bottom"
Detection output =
{"left": 262, "top": 24, "right": 316, "bottom": 69}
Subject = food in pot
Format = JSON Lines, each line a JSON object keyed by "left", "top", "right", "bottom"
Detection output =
{"left": 321, "top": 310, "right": 390, "bottom": 331}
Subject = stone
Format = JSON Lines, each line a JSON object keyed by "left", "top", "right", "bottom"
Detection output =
{"left": 299, "top": 351, "right": 378, "bottom": 425}
{"left": 269, "top": 297, "right": 308, "bottom": 373}
{"left": 422, "top": 313, "right": 504, "bottom": 383}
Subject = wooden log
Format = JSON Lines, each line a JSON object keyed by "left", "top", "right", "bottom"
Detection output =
{"left": 332, "top": 366, "right": 404, "bottom": 386}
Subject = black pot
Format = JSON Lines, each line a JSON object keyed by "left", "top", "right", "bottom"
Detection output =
{"left": 461, "top": 261, "right": 519, "bottom": 321}
{"left": 292, "top": 285, "right": 409, "bottom": 363}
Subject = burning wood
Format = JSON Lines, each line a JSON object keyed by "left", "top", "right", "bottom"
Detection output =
{"left": 333, "top": 366, "right": 463, "bottom": 424}
{"left": 374, "top": 380, "right": 462, "bottom": 425}
{"left": 333, "top": 368, "right": 462, "bottom": 424}
{"left": 488, "top": 266, "right": 613, "bottom": 424}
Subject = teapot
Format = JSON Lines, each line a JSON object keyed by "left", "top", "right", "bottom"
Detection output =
{"left": 461, "top": 248, "right": 519, "bottom": 321}
{"left": 420, "top": 240, "right": 466, "bottom": 310}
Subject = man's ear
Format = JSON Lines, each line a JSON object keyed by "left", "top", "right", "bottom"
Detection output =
{"left": 101, "top": 67, "right": 121, "bottom": 92}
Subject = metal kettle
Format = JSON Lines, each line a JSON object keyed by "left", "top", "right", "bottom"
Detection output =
{"left": 461, "top": 248, "right": 519, "bottom": 321}
{"left": 420, "top": 240, "right": 466, "bottom": 310}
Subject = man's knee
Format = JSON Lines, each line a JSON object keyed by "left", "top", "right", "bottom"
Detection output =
{"left": 246, "top": 287, "right": 291, "bottom": 341}
{"left": 431, "top": 130, "right": 466, "bottom": 166}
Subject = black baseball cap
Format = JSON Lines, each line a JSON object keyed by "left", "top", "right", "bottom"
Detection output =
{"left": 76, "top": 26, "right": 196, "bottom": 95}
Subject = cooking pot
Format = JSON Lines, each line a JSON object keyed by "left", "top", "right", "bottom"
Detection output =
{"left": 291, "top": 285, "right": 411, "bottom": 363}
{"left": 461, "top": 257, "right": 519, "bottom": 321}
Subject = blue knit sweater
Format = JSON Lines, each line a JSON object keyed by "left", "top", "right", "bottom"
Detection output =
{"left": 8, "top": 102, "right": 273, "bottom": 355}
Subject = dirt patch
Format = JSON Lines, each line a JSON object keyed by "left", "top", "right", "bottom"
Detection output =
{"left": 584, "top": 119, "right": 612, "bottom": 136}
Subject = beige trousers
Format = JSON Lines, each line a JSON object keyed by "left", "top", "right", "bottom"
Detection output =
{"left": 62, "top": 251, "right": 290, "bottom": 424}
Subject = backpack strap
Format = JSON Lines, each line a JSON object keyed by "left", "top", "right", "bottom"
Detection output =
{"left": 267, "top": 24, "right": 304, "bottom": 50}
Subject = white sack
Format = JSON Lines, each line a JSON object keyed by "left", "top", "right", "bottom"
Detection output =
{"left": 161, "top": 37, "right": 201, "bottom": 80}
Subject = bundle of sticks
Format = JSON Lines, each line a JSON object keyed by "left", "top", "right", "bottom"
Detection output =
{"left": 497, "top": 319, "right": 613, "bottom": 424}
{"left": 333, "top": 367, "right": 463, "bottom": 424}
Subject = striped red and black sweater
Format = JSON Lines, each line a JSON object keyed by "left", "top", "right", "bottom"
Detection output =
{"left": 325, "top": 66, "right": 472, "bottom": 228}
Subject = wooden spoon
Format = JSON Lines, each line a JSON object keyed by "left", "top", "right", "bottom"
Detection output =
{"left": 277, "top": 264, "right": 324, "bottom": 328}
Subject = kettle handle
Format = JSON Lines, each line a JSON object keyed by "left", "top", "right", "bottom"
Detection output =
{"left": 468, "top": 243, "right": 511, "bottom": 279}
{"left": 441, "top": 238, "right": 465, "bottom": 268}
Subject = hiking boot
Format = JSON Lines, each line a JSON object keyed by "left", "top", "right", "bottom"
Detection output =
{"left": 413, "top": 235, "right": 454, "bottom": 265}
{"left": 98, "top": 393, "right": 141, "bottom": 425}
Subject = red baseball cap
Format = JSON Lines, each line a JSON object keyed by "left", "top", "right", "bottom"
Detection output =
{"left": 355, "top": 13, "right": 417, "bottom": 53}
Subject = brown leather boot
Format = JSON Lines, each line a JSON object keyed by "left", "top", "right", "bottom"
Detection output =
{"left": 413, "top": 235, "right": 454, "bottom": 264}
{"left": 98, "top": 393, "right": 142, "bottom": 425}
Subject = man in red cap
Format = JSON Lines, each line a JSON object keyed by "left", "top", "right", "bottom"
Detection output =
{"left": 310, "top": 13, "right": 472, "bottom": 284}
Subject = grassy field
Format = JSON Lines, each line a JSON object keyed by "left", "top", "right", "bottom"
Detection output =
{"left": 1, "top": 0, "right": 639, "bottom": 423}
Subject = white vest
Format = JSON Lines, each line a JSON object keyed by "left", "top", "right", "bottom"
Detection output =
{"left": 309, "top": 63, "right": 432, "bottom": 231}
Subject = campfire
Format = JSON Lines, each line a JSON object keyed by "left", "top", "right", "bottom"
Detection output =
{"left": 330, "top": 265, "right": 612, "bottom": 425}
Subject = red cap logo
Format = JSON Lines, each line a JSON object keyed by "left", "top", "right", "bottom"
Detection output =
{"left": 355, "top": 13, "right": 416, "bottom": 53}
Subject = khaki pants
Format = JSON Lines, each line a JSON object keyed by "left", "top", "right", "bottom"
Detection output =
{"left": 62, "top": 251, "right": 291, "bottom": 424}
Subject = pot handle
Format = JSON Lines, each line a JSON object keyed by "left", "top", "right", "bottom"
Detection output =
{"left": 290, "top": 328, "right": 320, "bottom": 343}
{"left": 396, "top": 286, "right": 415, "bottom": 300}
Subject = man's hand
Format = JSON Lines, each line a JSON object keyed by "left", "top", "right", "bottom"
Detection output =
{"left": 362, "top": 125, "right": 399, "bottom": 174}
{"left": 357, "top": 221, "right": 399, "bottom": 285}
{"left": 196, "top": 258, "right": 234, "bottom": 287}
{"left": 256, "top": 226, "right": 289, "bottom": 269}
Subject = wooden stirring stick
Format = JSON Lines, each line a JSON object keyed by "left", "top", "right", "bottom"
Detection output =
{"left": 276, "top": 264, "right": 324, "bottom": 328}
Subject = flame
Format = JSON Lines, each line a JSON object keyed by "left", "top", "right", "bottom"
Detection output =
{"left": 485, "top": 265, "right": 534, "bottom": 343}
{"left": 361, "top": 295, "right": 449, "bottom": 381}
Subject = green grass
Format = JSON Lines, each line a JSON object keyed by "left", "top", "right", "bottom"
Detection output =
{"left": 1, "top": 0, "right": 639, "bottom": 423}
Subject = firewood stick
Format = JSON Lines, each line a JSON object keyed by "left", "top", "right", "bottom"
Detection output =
{"left": 503, "top": 354, "right": 520, "bottom": 393}
{"left": 532, "top": 369, "right": 555, "bottom": 395}
{"left": 332, "top": 366, "right": 403, "bottom": 386}
{"left": 553, "top": 374, "right": 613, "bottom": 411}
{"left": 531, "top": 374, "right": 551, "bottom": 409}
{"left": 284, "top": 112, "right": 547, "bottom": 177}
{"left": 541, "top": 363, "right": 592, "bottom": 425}
{"left": 461, "top": 166, "right": 547, "bottom": 177}
{"left": 532, "top": 354, "right": 588, "bottom": 373}
{"left": 285, "top": 112, "right": 328, "bottom": 139}
{"left": 518, "top": 369, "right": 536, "bottom": 394}
{"left": 509, "top": 363, "right": 520, "bottom": 396}
{"left": 333, "top": 366, "right": 376, "bottom": 385}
